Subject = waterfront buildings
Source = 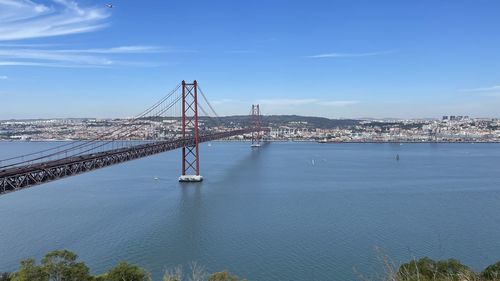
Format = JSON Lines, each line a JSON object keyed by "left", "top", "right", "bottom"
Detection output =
{"left": 1, "top": 116, "right": 499, "bottom": 142}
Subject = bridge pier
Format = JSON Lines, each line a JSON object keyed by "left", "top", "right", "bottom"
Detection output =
{"left": 179, "top": 80, "right": 203, "bottom": 182}
{"left": 179, "top": 175, "right": 203, "bottom": 182}
{"left": 251, "top": 104, "right": 262, "bottom": 147}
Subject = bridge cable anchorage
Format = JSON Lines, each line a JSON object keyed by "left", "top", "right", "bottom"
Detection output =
{"left": 0, "top": 80, "right": 269, "bottom": 195}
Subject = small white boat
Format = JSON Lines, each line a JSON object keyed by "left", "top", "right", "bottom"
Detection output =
{"left": 154, "top": 177, "right": 159, "bottom": 180}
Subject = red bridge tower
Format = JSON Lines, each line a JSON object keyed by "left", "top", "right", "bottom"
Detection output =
{"left": 251, "top": 104, "right": 262, "bottom": 147}
{"left": 179, "top": 80, "right": 203, "bottom": 182}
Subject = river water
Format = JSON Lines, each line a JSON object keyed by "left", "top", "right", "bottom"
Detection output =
{"left": 1, "top": 142, "right": 500, "bottom": 280}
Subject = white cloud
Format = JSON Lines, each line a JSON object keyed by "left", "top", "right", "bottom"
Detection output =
{"left": 257, "top": 98, "right": 359, "bottom": 107}
{"left": 0, "top": 0, "right": 109, "bottom": 41}
{"left": 307, "top": 50, "right": 393, "bottom": 59}
{"left": 0, "top": 45, "right": 165, "bottom": 67}
{"left": 58, "top": 46, "right": 165, "bottom": 54}
{"left": 214, "top": 98, "right": 359, "bottom": 107}
{"left": 321, "top": 100, "right": 359, "bottom": 106}
{"left": 258, "top": 98, "right": 319, "bottom": 105}
{"left": 211, "top": 98, "right": 245, "bottom": 105}
{"left": 0, "top": 1, "right": 184, "bottom": 68}
{"left": 0, "top": 48, "right": 111, "bottom": 65}
{"left": 460, "top": 85, "right": 500, "bottom": 92}
{"left": 0, "top": 61, "right": 107, "bottom": 68}
{"left": 0, "top": 75, "right": 7, "bottom": 79}
{"left": 210, "top": 98, "right": 361, "bottom": 118}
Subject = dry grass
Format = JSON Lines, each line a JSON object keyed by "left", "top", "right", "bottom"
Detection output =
{"left": 357, "top": 248, "right": 500, "bottom": 281}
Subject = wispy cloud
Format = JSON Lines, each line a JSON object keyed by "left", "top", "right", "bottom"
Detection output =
{"left": 0, "top": 48, "right": 111, "bottom": 65}
{"left": 211, "top": 98, "right": 359, "bottom": 107}
{"left": 0, "top": 60, "right": 108, "bottom": 68}
{"left": 0, "top": 75, "right": 7, "bottom": 79}
{"left": 258, "top": 99, "right": 319, "bottom": 105}
{"left": 227, "top": 50, "right": 257, "bottom": 54}
{"left": 307, "top": 50, "right": 393, "bottom": 59}
{"left": 460, "top": 85, "right": 500, "bottom": 92}
{"left": 0, "top": 43, "right": 58, "bottom": 47}
{"left": 211, "top": 98, "right": 245, "bottom": 105}
{"left": 0, "top": 0, "right": 109, "bottom": 41}
{"left": 322, "top": 100, "right": 359, "bottom": 106}
{"left": 257, "top": 98, "right": 359, "bottom": 107}
{"left": 0, "top": 1, "right": 189, "bottom": 68}
{"left": 0, "top": 45, "right": 168, "bottom": 68}
{"left": 57, "top": 46, "right": 167, "bottom": 54}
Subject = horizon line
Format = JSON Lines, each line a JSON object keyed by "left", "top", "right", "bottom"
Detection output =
{"left": 0, "top": 115, "right": 497, "bottom": 122}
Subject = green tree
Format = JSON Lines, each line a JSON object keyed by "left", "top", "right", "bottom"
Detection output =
{"left": 10, "top": 259, "right": 47, "bottom": 281}
{"left": 435, "top": 258, "right": 472, "bottom": 278}
{"left": 104, "top": 262, "right": 151, "bottom": 281}
{"left": 10, "top": 250, "right": 92, "bottom": 281}
{"left": 0, "top": 272, "right": 12, "bottom": 281}
{"left": 482, "top": 262, "right": 500, "bottom": 280}
{"left": 208, "top": 271, "right": 241, "bottom": 281}
{"left": 41, "top": 250, "right": 92, "bottom": 281}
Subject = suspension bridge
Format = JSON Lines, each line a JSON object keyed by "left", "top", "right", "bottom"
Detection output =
{"left": 0, "top": 81, "right": 267, "bottom": 195}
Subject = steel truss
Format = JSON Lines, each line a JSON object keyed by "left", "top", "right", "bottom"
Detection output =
{"left": 181, "top": 80, "right": 200, "bottom": 176}
{"left": 0, "top": 128, "right": 264, "bottom": 195}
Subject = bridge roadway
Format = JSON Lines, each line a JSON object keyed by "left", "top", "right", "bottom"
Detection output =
{"left": 0, "top": 128, "right": 262, "bottom": 195}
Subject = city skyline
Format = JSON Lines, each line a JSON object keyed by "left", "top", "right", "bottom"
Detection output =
{"left": 1, "top": 0, "right": 500, "bottom": 119}
{"left": 2, "top": 114, "right": 498, "bottom": 143}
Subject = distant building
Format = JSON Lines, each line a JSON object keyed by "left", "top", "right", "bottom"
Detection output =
{"left": 442, "top": 116, "right": 449, "bottom": 120}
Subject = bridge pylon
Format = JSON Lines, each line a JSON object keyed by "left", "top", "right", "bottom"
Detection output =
{"left": 251, "top": 104, "right": 262, "bottom": 148}
{"left": 179, "top": 80, "right": 203, "bottom": 182}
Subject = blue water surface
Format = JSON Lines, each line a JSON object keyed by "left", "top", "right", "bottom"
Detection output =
{"left": 1, "top": 142, "right": 500, "bottom": 281}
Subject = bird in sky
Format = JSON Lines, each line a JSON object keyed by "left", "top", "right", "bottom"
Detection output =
{"left": 105, "top": 3, "right": 113, "bottom": 8}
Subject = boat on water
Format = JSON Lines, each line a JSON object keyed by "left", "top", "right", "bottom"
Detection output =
{"left": 251, "top": 143, "right": 261, "bottom": 148}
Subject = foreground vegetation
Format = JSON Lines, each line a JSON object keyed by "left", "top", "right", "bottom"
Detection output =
{"left": 364, "top": 256, "right": 500, "bottom": 281}
{"left": 0, "top": 250, "right": 243, "bottom": 281}
{"left": 2, "top": 250, "right": 500, "bottom": 281}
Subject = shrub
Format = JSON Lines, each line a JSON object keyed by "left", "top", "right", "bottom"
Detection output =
{"left": 482, "top": 262, "right": 500, "bottom": 280}
{"left": 103, "top": 262, "right": 151, "bottom": 281}
{"left": 397, "top": 257, "right": 473, "bottom": 281}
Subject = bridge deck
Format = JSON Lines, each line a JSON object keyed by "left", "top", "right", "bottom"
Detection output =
{"left": 0, "top": 128, "right": 261, "bottom": 195}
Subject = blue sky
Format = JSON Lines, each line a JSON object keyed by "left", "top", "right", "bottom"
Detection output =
{"left": 1, "top": 0, "right": 500, "bottom": 119}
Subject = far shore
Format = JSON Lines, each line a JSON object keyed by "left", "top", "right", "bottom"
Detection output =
{"left": 1, "top": 139, "right": 500, "bottom": 144}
